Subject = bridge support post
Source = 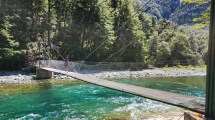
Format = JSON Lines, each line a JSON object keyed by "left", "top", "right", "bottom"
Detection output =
{"left": 36, "top": 68, "right": 53, "bottom": 79}
{"left": 206, "top": 0, "right": 215, "bottom": 119}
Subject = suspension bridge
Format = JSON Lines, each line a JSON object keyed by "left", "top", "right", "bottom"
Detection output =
{"left": 36, "top": 60, "right": 205, "bottom": 114}
{"left": 32, "top": 0, "right": 215, "bottom": 118}
{"left": 28, "top": 0, "right": 214, "bottom": 118}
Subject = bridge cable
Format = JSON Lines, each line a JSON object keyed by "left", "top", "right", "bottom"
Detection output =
{"left": 45, "top": 0, "right": 152, "bottom": 71}
{"left": 49, "top": 0, "right": 113, "bottom": 61}
{"left": 81, "top": 0, "right": 152, "bottom": 62}
{"left": 84, "top": 40, "right": 136, "bottom": 72}
{"left": 178, "top": 114, "right": 184, "bottom": 120}
{"left": 43, "top": 0, "right": 155, "bottom": 73}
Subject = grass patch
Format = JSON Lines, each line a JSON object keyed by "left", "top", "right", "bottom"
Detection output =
{"left": 163, "top": 65, "right": 206, "bottom": 71}
{"left": 102, "top": 112, "right": 131, "bottom": 120}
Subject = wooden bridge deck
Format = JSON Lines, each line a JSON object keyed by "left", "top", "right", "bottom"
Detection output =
{"left": 41, "top": 67, "right": 205, "bottom": 113}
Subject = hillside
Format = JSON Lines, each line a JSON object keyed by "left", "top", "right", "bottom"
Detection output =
{"left": 0, "top": 0, "right": 209, "bottom": 71}
{"left": 142, "top": 0, "right": 210, "bottom": 25}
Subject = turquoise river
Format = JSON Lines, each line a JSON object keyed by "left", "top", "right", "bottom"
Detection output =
{"left": 0, "top": 76, "right": 205, "bottom": 119}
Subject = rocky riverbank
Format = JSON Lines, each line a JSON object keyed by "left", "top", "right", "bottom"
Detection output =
{"left": 0, "top": 71, "right": 75, "bottom": 84}
{"left": 0, "top": 68, "right": 206, "bottom": 84}
{"left": 85, "top": 68, "right": 206, "bottom": 78}
{"left": 0, "top": 72, "right": 34, "bottom": 84}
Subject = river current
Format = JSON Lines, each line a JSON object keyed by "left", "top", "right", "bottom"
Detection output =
{"left": 0, "top": 76, "right": 205, "bottom": 120}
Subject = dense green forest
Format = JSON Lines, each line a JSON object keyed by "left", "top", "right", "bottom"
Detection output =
{"left": 0, "top": 0, "right": 210, "bottom": 70}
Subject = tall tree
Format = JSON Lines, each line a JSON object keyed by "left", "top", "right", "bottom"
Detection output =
{"left": 112, "top": 0, "right": 145, "bottom": 62}
{"left": 60, "top": 0, "right": 102, "bottom": 61}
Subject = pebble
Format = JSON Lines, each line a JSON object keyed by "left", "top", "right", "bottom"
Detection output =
{"left": 0, "top": 72, "right": 34, "bottom": 84}
{"left": 0, "top": 69, "right": 206, "bottom": 84}
{"left": 86, "top": 69, "right": 206, "bottom": 78}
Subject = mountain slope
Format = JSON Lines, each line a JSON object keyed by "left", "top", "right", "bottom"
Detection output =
{"left": 141, "top": 0, "right": 210, "bottom": 25}
{"left": 169, "top": 2, "right": 210, "bottom": 25}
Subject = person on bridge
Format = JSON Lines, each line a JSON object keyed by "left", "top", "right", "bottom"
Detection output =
{"left": 64, "top": 57, "right": 69, "bottom": 72}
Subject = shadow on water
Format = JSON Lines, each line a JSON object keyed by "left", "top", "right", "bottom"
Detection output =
{"left": 28, "top": 80, "right": 62, "bottom": 118}
{"left": 34, "top": 79, "right": 52, "bottom": 89}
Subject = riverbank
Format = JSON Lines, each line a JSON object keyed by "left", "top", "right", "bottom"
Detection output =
{"left": 0, "top": 72, "right": 34, "bottom": 84}
{"left": 0, "top": 71, "right": 76, "bottom": 84}
{"left": 0, "top": 68, "right": 206, "bottom": 84}
{"left": 85, "top": 68, "right": 206, "bottom": 79}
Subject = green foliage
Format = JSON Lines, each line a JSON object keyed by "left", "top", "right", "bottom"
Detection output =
{"left": 0, "top": 50, "right": 25, "bottom": 71}
{"left": 147, "top": 20, "right": 207, "bottom": 67}
{"left": 163, "top": 64, "right": 206, "bottom": 72}
{"left": 170, "top": 32, "right": 200, "bottom": 66}
{"left": 0, "top": 0, "right": 34, "bottom": 70}
{"left": 0, "top": 0, "right": 209, "bottom": 71}
{"left": 111, "top": 0, "right": 145, "bottom": 62}
{"left": 192, "top": 7, "right": 210, "bottom": 28}
{"left": 184, "top": 0, "right": 210, "bottom": 4}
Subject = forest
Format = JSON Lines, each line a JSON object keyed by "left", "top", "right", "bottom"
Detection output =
{"left": 0, "top": 0, "right": 210, "bottom": 70}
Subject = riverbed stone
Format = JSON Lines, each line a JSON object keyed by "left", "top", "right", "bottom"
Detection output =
{"left": 0, "top": 69, "right": 206, "bottom": 84}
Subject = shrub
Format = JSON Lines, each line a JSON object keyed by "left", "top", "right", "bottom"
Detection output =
{"left": 0, "top": 50, "right": 25, "bottom": 71}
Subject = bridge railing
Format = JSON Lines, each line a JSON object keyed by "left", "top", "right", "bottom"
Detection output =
{"left": 36, "top": 60, "right": 148, "bottom": 73}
